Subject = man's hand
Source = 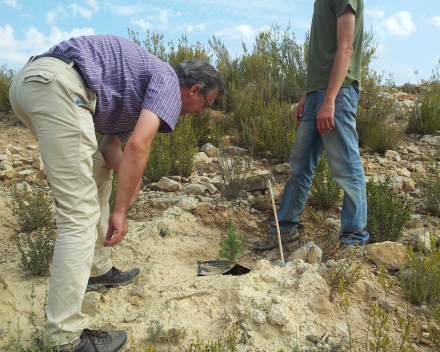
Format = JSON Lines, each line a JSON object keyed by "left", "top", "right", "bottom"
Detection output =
{"left": 104, "top": 211, "right": 128, "bottom": 247}
{"left": 295, "top": 93, "right": 307, "bottom": 127}
{"left": 316, "top": 101, "right": 336, "bottom": 135}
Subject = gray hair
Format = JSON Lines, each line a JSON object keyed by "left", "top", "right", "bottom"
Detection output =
{"left": 174, "top": 60, "right": 225, "bottom": 97}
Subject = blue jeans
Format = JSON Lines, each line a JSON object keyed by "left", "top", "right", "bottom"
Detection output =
{"left": 269, "top": 84, "right": 369, "bottom": 245}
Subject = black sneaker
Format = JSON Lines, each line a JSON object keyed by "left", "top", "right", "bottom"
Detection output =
{"left": 252, "top": 227, "right": 300, "bottom": 250}
{"left": 87, "top": 266, "right": 140, "bottom": 292}
{"left": 59, "top": 329, "right": 127, "bottom": 352}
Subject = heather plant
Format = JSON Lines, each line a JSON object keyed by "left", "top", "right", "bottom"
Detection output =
{"left": 230, "top": 88, "right": 296, "bottom": 162}
{"left": 218, "top": 222, "right": 247, "bottom": 266}
{"left": 0, "top": 64, "right": 13, "bottom": 113}
{"left": 368, "top": 266, "right": 415, "bottom": 352}
{"left": 356, "top": 69, "right": 399, "bottom": 153}
{"left": 407, "top": 65, "right": 440, "bottom": 134}
{"left": 4, "top": 177, "right": 56, "bottom": 276}
{"left": 366, "top": 174, "right": 413, "bottom": 243}
{"left": 401, "top": 232, "right": 440, "bottom": 306}
{"left": 145, "top": 114, "right": 197, "bottom": 181}
{"left": 419, "top": 162, "right": 440, "bottom": 216}
{"left": 326, "top": 245, "right": 364, "bottom": 302}
{"left": 311, "top": 153, "right": 342, "bottom": 209}
{"left": 217, "top": 144, "right": 253, "bottom": 199}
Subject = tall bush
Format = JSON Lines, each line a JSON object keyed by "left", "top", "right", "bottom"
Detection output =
{"left": 0, "top": 64, "right": 14, "bottom": 113}
{"left": 407, "top": 65, "right": 440, "bottom": 134}
{"left": 311, "top": 153, "right": 342, "bottom": 209}
{"left": 366, "top": 174, "right": 413, "bottom": 243}
{"left": 145, "top": 114, "right": 197, "bottom": 181}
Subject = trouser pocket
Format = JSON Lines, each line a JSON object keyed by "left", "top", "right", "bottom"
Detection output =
{"left": 22, "top": 70, "right": 56, "bottom": 84}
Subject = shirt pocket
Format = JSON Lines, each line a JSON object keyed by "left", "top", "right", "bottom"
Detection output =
{"left": 22, "top": 70, "right": 56, "bottom": 84}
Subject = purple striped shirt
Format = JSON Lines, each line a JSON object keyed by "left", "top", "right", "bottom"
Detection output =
{"left": 48, "top": 35, "right": 181, "bottom": 142}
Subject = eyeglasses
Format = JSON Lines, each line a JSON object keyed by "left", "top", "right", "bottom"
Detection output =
{"left": 202, "top": 91, "right": 211, "bottom": 111}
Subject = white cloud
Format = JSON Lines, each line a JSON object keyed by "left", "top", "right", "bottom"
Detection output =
{"left": 132, "top": 19, "right": 152, "bottom": 32}
{"left": 2, "top": 0, "right": 19, "bottom": 9}
{"left": 428, "top": 16, "right": 440, "bottom": 28}
{"left": 215, "top": 24, "right": 269, "bottom": 43}
{"left": 0, "top": 24, "right": 95, "bottom": 65}
{"left": 70, "top": 4, "right": 94, "bottom": 18}
{"left": 20, "top": 13, "right": 35, "bottom": 19}
{"left": 86, "top": 0, "right": 99, "bottom": 12}
{"left": 157, "top": 9, "right": 169, "bottom": 30}
{"left": 46, "top": 5, "right": 69, "bottom": 24}
{"left": 366, "top": 9, "right": 416, "bottom": 37}
{"left": 106, "top": 4, "right": 145, "bottom": 16}
{"left": 185, "top": 23, "right": 206, "bottom": 33}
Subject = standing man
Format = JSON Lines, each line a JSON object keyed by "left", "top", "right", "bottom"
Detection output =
{"left": 9, "top": 34, "right": 223, "bottom": 352}
{"left": 253, "top": 0, "right": 368, "bottom": 250}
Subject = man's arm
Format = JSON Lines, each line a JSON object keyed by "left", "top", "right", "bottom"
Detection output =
{"left": 104, "top": 109, "right": 161, "bottom": 247}
{"left": 316, "top": 5, "right": 355, "bottom": 135}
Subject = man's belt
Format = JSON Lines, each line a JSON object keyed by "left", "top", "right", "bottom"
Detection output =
{"left": 33, "top": 53, "right": 83, "bottom": 78}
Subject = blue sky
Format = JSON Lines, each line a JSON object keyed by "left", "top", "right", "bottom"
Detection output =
{"left": 1, "top": 0, "right": 439, "bottom": 86}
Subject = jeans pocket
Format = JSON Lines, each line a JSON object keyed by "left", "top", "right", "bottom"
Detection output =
{"left": 22, "top": 70, "right": 56, "bottom": 84}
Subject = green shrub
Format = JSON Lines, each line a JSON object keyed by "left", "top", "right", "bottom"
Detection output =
{"left": 218, "top": 222, "right": 247, "bottom": 266}
{"left": 366, "top": 174, "right": 413, "bottom": 243}
{"left": 419, "top": 162, "right": 440, "bottom": 216}
{"left": 401, "top": 232, "right": 440, "bottom": 306}
{"left": 0, "top": 64, "right": 14, "bottom": 113}
{"left": 311, "top": 153, "right": 342, "bottom": 209}
{"left": 4, "top": 179, "right": 55, "bottom": 234}
{"left": 356, "top": 70, "right": 398, "bottom": 152}
{"left": 147, "top": 321, "right": 165, "bottom": 343}
{"left": 145, "top": 114, "right": 197, "bottom": 181}
{"left": 230, "top": 89, "right": 296, "bottom": 162}
{"left": 362, "top": 122, "right": 403, "bottom": 154}
{"left": 407, "top": 66, "right": 440, "bottom": 134}
{"left": 217, "top": 152, "right": 252, "bottom": 200}
{"left": 3, "top": 178, "right": 56, "bottom": 276}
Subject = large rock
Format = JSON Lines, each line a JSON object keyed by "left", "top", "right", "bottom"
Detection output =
{"left": 82, "top": 292, "right": 101, "bottom": 315}
{"left": 9, "top": 146, "right": 23, "bottom": 155}
{"left": 402, "top": 177, "right": 415, "bottom": 191}
{"left": 178, "top": 197, "right": 198, "bottom": 211}
{"left": 184, "top": 184, "right": 206, "bottom": 195}
{"left": 243, "top": 172, "right": 275, "bottom": 191}
{"left": 288, "top": 242, "right": 322, "bottom": 264}
{"left": 275, "top": 163, "right": 291, "bottom": 175}
{"left": 365, "top": 242, "right": 407, "bottom": 271}
{"left": 267, "top": 302, "right": 290, "bottom": 326}
{"left": 195, "top": 202, "right": 210, "bottom": 215}
{"left": 201, "top": 143, "right": 219, "bottom": 157}
{"left": 205, "top": 183, "right": 218, "bottom": 195}
{"left": 0, "top": 165, "right": 16, "bottom": 180}
{"left": 32, "top": 157, "right": 44, "bottom": 171}
{"left": 194, "top": 152, "right": 209, "bottom": 163}
{"left": 157, "top": 177, "right": 179, "bottom": 192}
{"left": 221, "top": 146, "right": 249, "bottom": 156}
{"left": 384, "top": 150, "right": 401, "bottom": 162}
{"left": 308, "top": 294, "right": 333, "bottom": 314}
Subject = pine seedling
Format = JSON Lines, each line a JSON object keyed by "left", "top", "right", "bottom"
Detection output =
{"left": 218, "top": 222, "right": 247, "bottom": 266}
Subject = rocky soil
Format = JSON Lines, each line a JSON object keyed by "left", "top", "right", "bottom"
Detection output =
{"left": 0, "top": 90, "right": 439, "bottom": 351}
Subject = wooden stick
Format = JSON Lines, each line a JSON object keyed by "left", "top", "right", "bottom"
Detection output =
{"left": 268, "top": 179, "right": 284, "bottom": 265}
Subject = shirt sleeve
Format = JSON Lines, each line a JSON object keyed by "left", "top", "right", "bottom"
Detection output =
{"left": 142, "top": 71, "right": 182, "bottom": 134}
{"left": 334, "top": 0, "right": 359, "bottom": 18}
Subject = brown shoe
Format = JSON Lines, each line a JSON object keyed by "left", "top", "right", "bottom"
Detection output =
{"left": 252, "top": 227, "right": 300, "bottom": 250}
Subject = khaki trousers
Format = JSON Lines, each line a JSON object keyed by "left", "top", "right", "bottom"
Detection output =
{"left": 9, "top": 57, "right": 113, "bottom": 344}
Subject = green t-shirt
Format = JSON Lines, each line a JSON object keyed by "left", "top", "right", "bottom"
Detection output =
{"left": 305, "top": 0, "right": 364, "bottom": 93}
